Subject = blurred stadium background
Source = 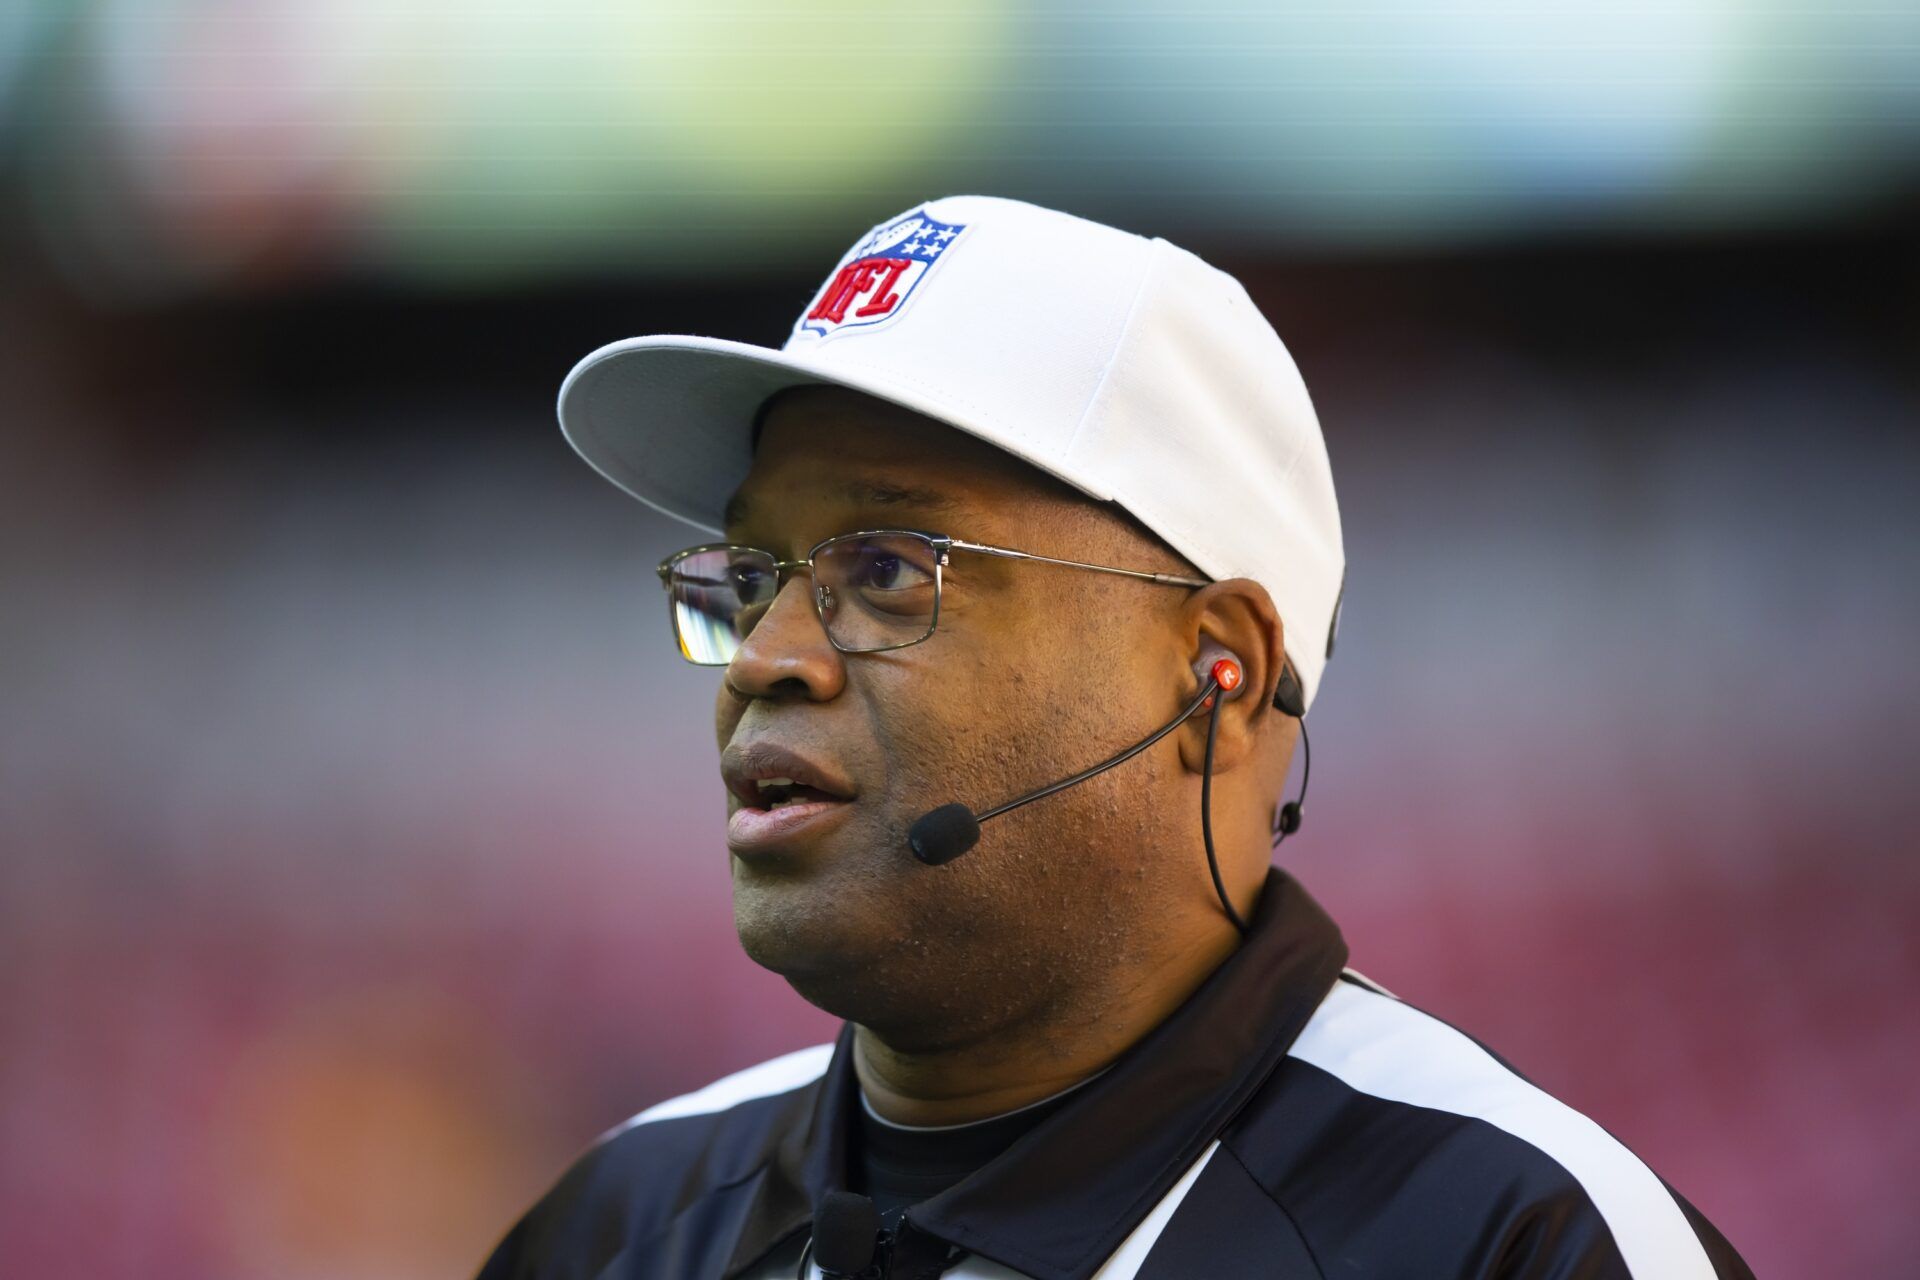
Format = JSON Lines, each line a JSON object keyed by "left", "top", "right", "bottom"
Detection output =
{"left": 1, "top": 2, "right": 1916, "bottom": 1276}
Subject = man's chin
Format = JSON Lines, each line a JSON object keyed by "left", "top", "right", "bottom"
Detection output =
{"left": 729, "top": 864, "right": 933, "bottom": 1025}
{"left": 732, "top": 873, "right": 875, "bottom": 977}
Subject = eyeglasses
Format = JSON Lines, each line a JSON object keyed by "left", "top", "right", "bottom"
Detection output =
{"left": 657, "top": 529, "right": 1210, "bottom": 665}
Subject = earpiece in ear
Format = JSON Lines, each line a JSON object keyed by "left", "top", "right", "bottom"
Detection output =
{"left": 1194, "top": 645, "right": 1245, "bottom": 709}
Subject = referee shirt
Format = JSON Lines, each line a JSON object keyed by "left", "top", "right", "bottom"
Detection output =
{"left": 477, "top": 867, "right": 1754, "bottom": 1279}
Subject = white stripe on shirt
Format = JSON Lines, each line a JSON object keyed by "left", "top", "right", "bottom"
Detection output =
{"left": 1288, "top": 979, "right": 1715, "bottom": 1279}
{"left": 601, "top": 1042, "right": 835, "bottom": 1141}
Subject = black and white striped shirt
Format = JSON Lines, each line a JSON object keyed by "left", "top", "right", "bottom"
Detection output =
{"left": 478, "top": 868, "right": 1753, "bottom": 1279}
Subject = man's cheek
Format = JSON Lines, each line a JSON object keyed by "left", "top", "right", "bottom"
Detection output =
{"left": 898, "top": 691, "right": 1041, "bottom": 810}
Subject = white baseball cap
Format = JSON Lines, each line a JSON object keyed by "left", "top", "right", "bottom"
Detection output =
{"left": 558, "top": 195, "right": 1346, "bottom": 710}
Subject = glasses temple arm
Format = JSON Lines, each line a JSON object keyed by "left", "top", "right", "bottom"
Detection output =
{"left": 946, "top": 540, "right": 1209, "bottom": 588}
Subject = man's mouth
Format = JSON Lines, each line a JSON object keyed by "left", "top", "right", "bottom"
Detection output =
{"left": 749, "top": 777, "right": 843, "bottom": 811}
{"left": 720, "top": 741, "right": 860, "bottom": 853}
{"left": 727, "top": 785, "right": 855, "bottom": 853}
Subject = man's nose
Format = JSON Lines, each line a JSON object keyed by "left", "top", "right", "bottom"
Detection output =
{"left": 724, "top": 573, "right": 847, "bottom": 702}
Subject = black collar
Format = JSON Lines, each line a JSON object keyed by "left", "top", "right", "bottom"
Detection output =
{"left": 724, "top": 866, "right": 1349, "bottom": 1280}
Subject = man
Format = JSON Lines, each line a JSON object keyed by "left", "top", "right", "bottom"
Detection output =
{"left": 479, "top": 197, "right": 1752, "bottom": 1278}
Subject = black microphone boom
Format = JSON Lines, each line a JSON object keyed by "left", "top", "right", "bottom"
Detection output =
{"left": 907, "top": 681, "right": 1218, "bottom": 866}
{"left": 906, "top": 655, "right": 1311, "bottom": 936}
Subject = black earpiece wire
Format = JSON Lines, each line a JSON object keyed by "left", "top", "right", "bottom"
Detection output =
{"left": 1199, "top": 673, "right": 1250, "bottom": 936}
{"left": 1204, "top": 660, "right": 1316, "bottom": 932}
{"left": 1271, "top": 718, "right": 1309, "bottom": 849}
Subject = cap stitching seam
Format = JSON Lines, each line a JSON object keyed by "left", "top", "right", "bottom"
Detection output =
{"left": 1060, "top": 237, "right": 1161, "bottom": 459}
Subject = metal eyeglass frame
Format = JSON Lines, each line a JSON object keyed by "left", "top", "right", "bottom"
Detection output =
{"left": 656, "top": 529, "right": 1212, "bottom": 663}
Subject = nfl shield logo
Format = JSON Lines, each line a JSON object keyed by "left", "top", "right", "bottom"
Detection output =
{"left": 793, "top": 209, "right": 969, "bottom": 339}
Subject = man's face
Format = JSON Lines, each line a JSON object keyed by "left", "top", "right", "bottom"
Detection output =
{"left": 712, "top": 386, "right": 1205, "bottom": 1049}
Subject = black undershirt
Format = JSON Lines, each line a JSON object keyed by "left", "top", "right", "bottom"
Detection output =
{"left": 848, "top": 1085, "right": 1086, "bottom": 1229}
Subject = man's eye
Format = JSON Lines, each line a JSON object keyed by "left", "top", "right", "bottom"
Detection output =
{"left": 852, "top": 551, "right": 930, "bottom": 591}
{"left": 730, "top": 563, "right": 773, "bottom": 597}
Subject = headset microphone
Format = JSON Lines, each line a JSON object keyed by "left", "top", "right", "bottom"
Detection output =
{"left": 906, "top": 803, "right": 981, "bottom": 867}
{"left": 906, "top": 648, "right": 1312, "bottom": 933}
{"left": 907, "top": 652, "right": 1240, "bottom": 867}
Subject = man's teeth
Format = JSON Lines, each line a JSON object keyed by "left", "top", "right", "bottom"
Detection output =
{"left": 753, "top": 776, "right": 832, "bottom": 809}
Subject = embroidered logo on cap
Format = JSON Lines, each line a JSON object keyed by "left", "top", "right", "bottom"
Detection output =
{"left": 793, "top": 208, "right": 968, "bottom": 340}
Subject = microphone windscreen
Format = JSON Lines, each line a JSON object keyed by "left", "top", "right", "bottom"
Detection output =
{"left": 812, "top": 1190, "right": 880, "bottom": 1275}
{"left": 908, "top": 803, "right": 980, "bottom": 865}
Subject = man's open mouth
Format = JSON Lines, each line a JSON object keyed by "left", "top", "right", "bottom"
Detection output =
{"left": 719, "top": 742, "right": 860, "bottom": 848}
{"left": 725, "top": 763, "right": 857, "bottom": 852}
{"left": 748, "top": 778, "right": 845, "bottom": 811}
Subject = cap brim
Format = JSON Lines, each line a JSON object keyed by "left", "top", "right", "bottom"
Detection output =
{"left": 558, "top": 334, "right": 1115, "bottom": 538}
{"left": 558, "top": 336, "right": 844, "bottom": 536}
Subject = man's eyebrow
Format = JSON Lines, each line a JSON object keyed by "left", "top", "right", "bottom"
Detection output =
{"left": 840, "top": 479, "right": 963, "bottom": 514}
{"left": 723, "top": 480, "right": 964, "bottom": 532}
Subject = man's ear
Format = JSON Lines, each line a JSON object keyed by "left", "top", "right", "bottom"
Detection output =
{"left": 1175, "top": 579, "right": 1285, "bottom": 776}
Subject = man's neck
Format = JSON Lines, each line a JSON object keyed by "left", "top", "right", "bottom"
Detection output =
{"left": 852, "top": 920, "right": 1242, "bottom": 1128}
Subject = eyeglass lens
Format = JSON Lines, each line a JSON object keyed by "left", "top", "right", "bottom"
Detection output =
{"left": 664, "top": 533, "right": 941, "bottom": 664}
